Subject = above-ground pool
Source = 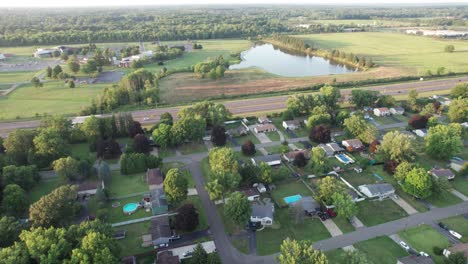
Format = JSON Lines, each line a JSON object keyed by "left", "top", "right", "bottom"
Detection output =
{"left": 335, "top": 153, "right": 355, "bottom": 164}
{"left": 284, "top": 194, "right": 302, "bottom": 204}
{"left": 123, "top": 203, "right": 139, "bottom": 215}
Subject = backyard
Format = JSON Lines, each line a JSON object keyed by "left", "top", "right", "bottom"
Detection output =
{"left": 270, "top": 180, "right": 314, "bottom": 207}
{"left": 114, "top": 221, "right": 152, "bottom": 257}
{"left": 106, "top": 171, "right": 148, "bottom": 198}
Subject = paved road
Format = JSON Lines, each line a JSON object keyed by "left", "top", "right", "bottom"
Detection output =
{"left": 1, "top": 76, "right": 466, "bottom": 137}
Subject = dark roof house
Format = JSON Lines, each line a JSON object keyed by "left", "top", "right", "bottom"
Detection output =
{"left": 156, "top": 251, "right": 180, "bottom": 264}
{"left": 429, "top": 168, "right": 455, "bottom": 180}
{"left": 150, "top": 216, "right": 172, "bottom": 245}
{"left": 147, "top": 168, "right": 164, "bottom": 190}
{"left": 151, "top": 188, "right": 168, "bottom": 215}
{"left": 301, "top": 196, "right": 320, "bottom": 215}
{"left": 252, "top": 154, "right": 282, "bottom": 166}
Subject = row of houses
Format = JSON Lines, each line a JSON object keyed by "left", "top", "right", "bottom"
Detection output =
{"left": 373, "top": 106, "right": 405, "bottom": 117}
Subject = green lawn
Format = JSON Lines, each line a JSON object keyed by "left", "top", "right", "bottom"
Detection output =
{"left": 425, "top": 190, "right": 463, "bottom": 208}
{"left": 0, "top": 81, "right": 108, "bottom": 120}
{"left": 355, "top": 236, "right": 408, "bottom": 264}
{"left": 265, "top": 144, "right": 290, "bottom": 155}
{"left": 70, "top": 142, "right": 92, "bottom": 160}
{"left": 341, "top": 170, "right": 379, "bottom": 187}
{"left": 441, "top": 216, "right": 468, "bottom": 243}
{"left": 265, "top": 131, "right": 281, "bottom": 142}
{"left": 452, "top": 176, "right": 468, "bottom": 196}
{"left": 107, "top": 171, "right": 148, "bottom": 198}
{"left": 114, "top": 221, "right": 151, "bottom": 257}
{"left": 231, "top": 237, "right": 249, "bottom": 254}
{"left": 256, "top": 207, "right": 331, "bottom": 255}
{"left": 28, "top": 178, "right": 65, "bottom": 204}
{"left": 270, "top": 181, "right": 314, "bottom": 207}
{"left": 356, "top": 199, "right": 408, "bottom": 226}
{"left": 325, "top": 249, "right": 347, "bottom": 264}
{"left": 217, "top": 205, "right": 244, "bottom": 235}
{"left": 399, "top": 225, "right": 450, "bottom": 263}
{"left": 233, "top": 133, "right": 260, "bottom": 145}
{"left": 333, "top": 216, "right": 355, "bottom": 234}
{"left": 297, "top": 32, "right": 468, "bottom": 73}
{"left": 373, "top": 116, "right": 398, "bottom": 125}
{"left": 177, "top": 141, "right": 207, "bottom": 155}
{"left": 88, "top": 196, "right": 153, "bottom": 224}
{"left": 0, "top": 71, "right": 37, "bottom": 84}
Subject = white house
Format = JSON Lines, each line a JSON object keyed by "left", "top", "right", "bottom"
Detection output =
{"left": 258, "top": 116, "right": 271, "bottom": 124}
{"left": 358, "top": 183, "right": 395, "bottom": 199}
{"left": 341, "top": 139, "right": 364, "bottom": 152}
{"left": 252, "top": 154, "right": 282, "bottom": 167}
{"left": 282, "top": 120, "right": 301, "bottom": 130}
{"left": 414, "top": 129, "right": 428, "bottom": 138}
{"left": 390, "top": 107, "right": 405, "bottom": 115}
{"left": 373, "top": 107, "right": 390, "bottom": 117}
{"left": 254, "top": 124, "right": 276, "bottom": 134}
{"left": 251, "top": 202, "right": 274, "bottom": 226}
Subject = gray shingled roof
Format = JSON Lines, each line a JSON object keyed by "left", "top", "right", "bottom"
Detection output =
{"left": 252, "top": 202, "right": 274, "bottom": 219}
{"left": 362, "top": 183, "right": 395, "bottom": 196}
{"left": 301, "top": 196, "right": 320, "bottom": 213}
{"left": 254, "top": 154, "right": 282, "bottom": 163}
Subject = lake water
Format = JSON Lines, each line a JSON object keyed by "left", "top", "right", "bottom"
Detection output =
{"left": 229, "top": 44, "right": 357, "bottom": 77}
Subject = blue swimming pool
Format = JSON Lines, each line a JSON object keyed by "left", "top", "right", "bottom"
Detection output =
{"left": 123, "top": 203, "right": 138, "bottom": 214}
{"left": 284, "top": 194, "right": 302, "bottom": 204}
{"left": 335, "top": 153, "right": 354, "bottom": 164}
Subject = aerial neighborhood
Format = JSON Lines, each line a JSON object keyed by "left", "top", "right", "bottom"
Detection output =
{"left": 0, "top": 3, "right": 467, "bottom": 264}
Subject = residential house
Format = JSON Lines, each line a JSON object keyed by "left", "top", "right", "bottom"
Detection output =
{"left": 443, "top": 243, "right": 468, "bottom": 259}
{"left": 0, "top": 53, "right": 5, "bottom": 61}
{"left": 283, "top": 150, "right": 310, "bottom": 163}
{"left": 251, "top": 202, "right": 274, "bottom": 226}
{"left": 71, "top": 115, "right": 102, "bottom": 126}
{"left": 450, "top": 159, "right": 466, "bottom": 173}
{"left": 341, "top": 139, "right": 364, "bottom": 152}
{"left": 429, "top": 168, "right": 455, "bottom": 181}
{"left": 156, "top": 251, "right": 180, "bottom": 264}
{"left": 414, "top": 129, "right": 428, "bottom": 138}
{"left": 227, "top": 126, "right": 248, "bottom": 137}
{"left": 150, "top": 216, "right": 172, "bottom": 246}
{"left": 33, "top": 48, "right": 56, "bottom": 58}
{"left": 282, "top": 120, "right": 301, "bottom": 130}
{"left": 251, "top": 154, "right": 282, "bottom": 166}
{"left": 241, "top": 188, "right": 260, "bottom": 201}
{"left": 390, "top": 107, "right": 405, "bottom": 115}
{"left": 149, "top": 188, "right": 168, "bottom": 215}
{"left": 147, "top": 168, "right": 165, "bottom": 190}
{"left": 358, "top": 183, "right": 395, "bottom": 199}
{"left": 319, "top": 143, "right": 344, "bottom": 157}
{"left": 258, "top": 116, "right": 271, "bottom": 124}
{"left": 397, "top": 256, "right": 435, "bottom": 264}
{"left": 255, "top": 183, "right": 267, "bottom": 193}
{"left": 254, "top": 124, "right": 276, "bottom": 133}
{"left": 76, "top": 181, "right": 103, "bottom": 197}
{"left": 301, "top": 196, "right": 320, "bottom": 216}
{"left": 373, "top": 107, "right": 391, "bottom": 117}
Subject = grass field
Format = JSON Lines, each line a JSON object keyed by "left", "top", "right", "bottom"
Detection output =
{"left": 356, "top": 199, "right": 408, "bottom": 226}
{"left": 0, "top": 71, "right": 38, "bottom": 84}
{"left": 297, "top": 32, "right": 468, "bottom": 73}
{"left": 256, "top": 207, "right": 331, "bottom": 255}
{"left": 355, "top": 236, "right": 408, "bottom": 264}
{"left": 114, "top": 221, "right": 151, "bottom": 256}
{"left": 310, "top": 19, "right": 413, "bottom": 26}
{"left": 0, "top": 81, "right": 108, "bottom": 120}
{"left": 28, "top": 178, "right": 65, "bottom": 204}
{"left": 452, "top": 176, "right": 468, "bottom": 196}
{"left": 399, "top": 225, "right": 450, "bottom": 263}
{"left": 270, "top": 181, "right": 314, "bottom": 207}
{"left": 107, "top": 171, "right": 148, "bottom": 198}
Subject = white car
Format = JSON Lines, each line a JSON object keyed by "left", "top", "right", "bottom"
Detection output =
{"left": 400, "top": 241, "right": 410, "bottom": 250}
{"left": 420, "top": 252, "right": 429, "bottom": 257}
{"left": 449, "top": 230, "right": 462, "bottom": 239}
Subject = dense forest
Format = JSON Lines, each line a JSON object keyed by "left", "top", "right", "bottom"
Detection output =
{"left": 0, "top": 6, "right": 466, "bottom": 46}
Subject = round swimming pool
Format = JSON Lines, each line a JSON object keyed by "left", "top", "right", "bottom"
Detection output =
{"left": 123, "top": 203, "right": 138, "bottom": 214}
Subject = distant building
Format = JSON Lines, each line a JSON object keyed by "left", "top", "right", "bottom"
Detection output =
{"left": 156, "top": 251, "right": 179, "bottom": 264}
{"left": 254, "top": 124, "right": 277, "bottom": 133}
{"left": 319, "top": 143, "right": 344, "bottom": 157}
{"left": 358, "top": 183, "right": 395, "bottom": 199}
{"left": 258, "top": 116, "right": 271, "bottom": 124}
{"left": 33, "top": 48, "right": 56, "bottom": 58}
{"left": 282, "top": 120, "right": 301, "bottom": 130}
{"left": 443, "top": 243, "right": 468, "bottom": 259}
{"left": 251, "top": 202, "right": 274, "bottom": 226}
{"left": 397, "top": 255, "right": 435, "bottom": 264}
{"left": 429, "top": 168, "right": 455, "bottom": 181}
{"left": 373, "top": 107, "right": 390, "bottom": 117}
{"left": 342, "top": 139, "right": 364, "bottom": 152}
{"left": 283, "top": 150, "right": 310, "bottom": 163}
{"left": 76, "top": 180, "right": 103, "bottom": 197}
{"left": 251, "top": 154, "right": 282, "bottom": 166}
{"left": 390, "top": 107, "right": 405, "bottom": 115}
{"left": 227, "top": 126, "right": 248, "bottom": 137}
{"left": 406, "top": 29, "right": 468, "bottom": 37}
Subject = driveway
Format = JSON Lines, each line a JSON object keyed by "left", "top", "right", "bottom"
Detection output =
{"left": 391, "top": 195, "right": 418, "bottom": 215}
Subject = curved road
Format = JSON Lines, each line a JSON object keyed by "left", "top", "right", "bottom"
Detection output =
{"left": 0, "top": 76, "right": 466, "bottom": 137}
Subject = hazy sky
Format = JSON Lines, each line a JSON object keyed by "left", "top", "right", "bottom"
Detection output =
{"left": 1, "top": 0, "right": 467, "bottom": 7}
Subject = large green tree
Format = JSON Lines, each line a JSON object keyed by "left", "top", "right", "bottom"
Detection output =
{"left": 317, "top": 176, "right": 346, "bottom": 204}
{"left": 320, "top": 85, "right": 340, "bottom": 110}
{"left": 3, "top": 129, "right": 36, "bottom": 165}
{"left": 306, "top": 105, "right": 332, "bottom": 128}
{"left": 342, "top": 250, "right": 371, "bottom": 264}
{"left": 448, "top": 98, "right": 468, "bottom": 123}
{"left": 331, "top": 192, "right": 357, "bottom": 219}
{"left": 0, "top": 242, "right": 30, "bottom": 264}
{"left": 190, "top": 243, "right": 208, "bottom": 264}
{"left": 2, "top": 184, "right": 28, "bottom": 217}
{"left": 205, "top": 172, "right": 241, "bottom": 201}
{"left": 224, "top": 192, "right": 251, "bottom": 226}
{"left": 426, "top": 124, "right": 463, "bottom": 160}
{"left": 258, "top": 161, "right": 273, "bottom": 184}
{"left": 69, "top": 232, "right": 120, "bottom": 264}
{"left": 171, "top": 114, "right": 206, "bottom": 145}
{"left": 164, "top": 168, "right": 188, "bottom": 205}
{"left": 152, "top": 123, "right": 173, "bottom": 148}
{"left": 351, "top": 90, "right": 379, "bottom": 108}
{"left": 394, "top": 162, "right": 413, "bottom": 182}
{"left": 309, "top": 147, "right": 330, "bottom": 175}
{"left": 377, "top": 131, "right": 416, "bottom": 162}
{"left": 402, "top": 167, "right": 433, "bottom": 199}
{"left": 20, "top": 227, "right": 71, "bottom": 263}
{"left": 450, "top": 83, "right": 467, "bottom": 99}
{"left": 343, "top": 115, "right": 377, "bottom": 144}
{"left": 52, "top": 156, "right": 81, "bottom": 181}
{"left": 278, "top": 238, "right": 328, "bottom": 264}
{"left": 0, "top": 216, "right": 22, "bottom": 248}
{"left": 33, "top": 128, "right": 69, "bottom": 166}
{"left": 208, "top": 147, "right": 238, "bottom": 175}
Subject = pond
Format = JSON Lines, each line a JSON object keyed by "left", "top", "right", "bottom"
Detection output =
{"left": 229, "top": 43, "right": 357, "bottom": 77}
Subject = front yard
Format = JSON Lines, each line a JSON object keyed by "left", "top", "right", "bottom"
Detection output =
{"left": 256, "top": 207, "right": 331, "bottom": 255}
{"left": 265, "top": 131, "right": 281, "bottom": 142}
{"left": 356, "top": 199, "right": 408, "bottom": 227}
{"left": 441, "top": 216, "right": 468, "bottom": 243}
{"left": 399, "top": 225, "right": 450, "bottom": 263}
{"left": 355, "top": 236, "right": 408, "bottom": 264}
{"left": 452, "top": 176, "right": 468, "bottom": 196}
{"left": 177, "top": 141, "right": 207, "bottom": 155}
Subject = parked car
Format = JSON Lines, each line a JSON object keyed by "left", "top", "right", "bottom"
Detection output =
{"left": 400, "top": 241, "right": 410, "bottom": 251}
{"left": 155, "top": 243, "right": 169, "bottom": 249}
{"left": 170, "top": 235, "right": 180, "bottom": 241}
{"left": 438, "top": 222, "right": 449, "bottom": 230}
{"left": 183, "top": 251, "right": 193, "bottom": 257}
{"left": 420, "top": 252, "right": 430, "bottom": 257}
{"left": 326, "top": 208, "right": 336, "bottom": 218}
{"left": 449, "top": 230, "right": 462, "bottom": 239}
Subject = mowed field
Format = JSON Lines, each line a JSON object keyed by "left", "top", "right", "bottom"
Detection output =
{"left": 0, "top": 81, "right": 107, "bottom": 120}
{"left": 297, "top": 32, "right": 468, "bottom": 73}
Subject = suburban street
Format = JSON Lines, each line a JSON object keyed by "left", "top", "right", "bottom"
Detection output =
{"left": 0, "top": 76, "right": 466, "bottom": 137}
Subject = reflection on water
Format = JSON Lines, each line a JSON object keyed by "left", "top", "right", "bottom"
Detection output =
{"left": 229, "top": 44, "right": 357, "bottom": 77}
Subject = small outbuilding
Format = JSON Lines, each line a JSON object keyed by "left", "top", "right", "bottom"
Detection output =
{"left": 258, "top": 116, "right": 271, "bottom": 124}
{"left": 282, "top": 120, "right": 301, "bottom": 130}
{"left": 147, "top": 168, "right": 165, "bottom": 190}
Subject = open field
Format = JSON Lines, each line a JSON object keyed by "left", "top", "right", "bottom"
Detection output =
{"left": 0, "top": 71, "right": 38, "bottom": 84}
{"left": 0, "top": 81, "right": 108, "bottom": 120}
{"left": 297, "top": 32, "right": 468, "bottom": 73}
{"left": 354, "top": 236, "right": 408, "bottom": 264}
{"left": 107, "top": 171, "right": 148, "bottom": 198}
{"left": 309, "top": 19, "right": 413, "bottom": 26}
{"left": 399, "top": 225, "right": 450, "bottom": 263}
